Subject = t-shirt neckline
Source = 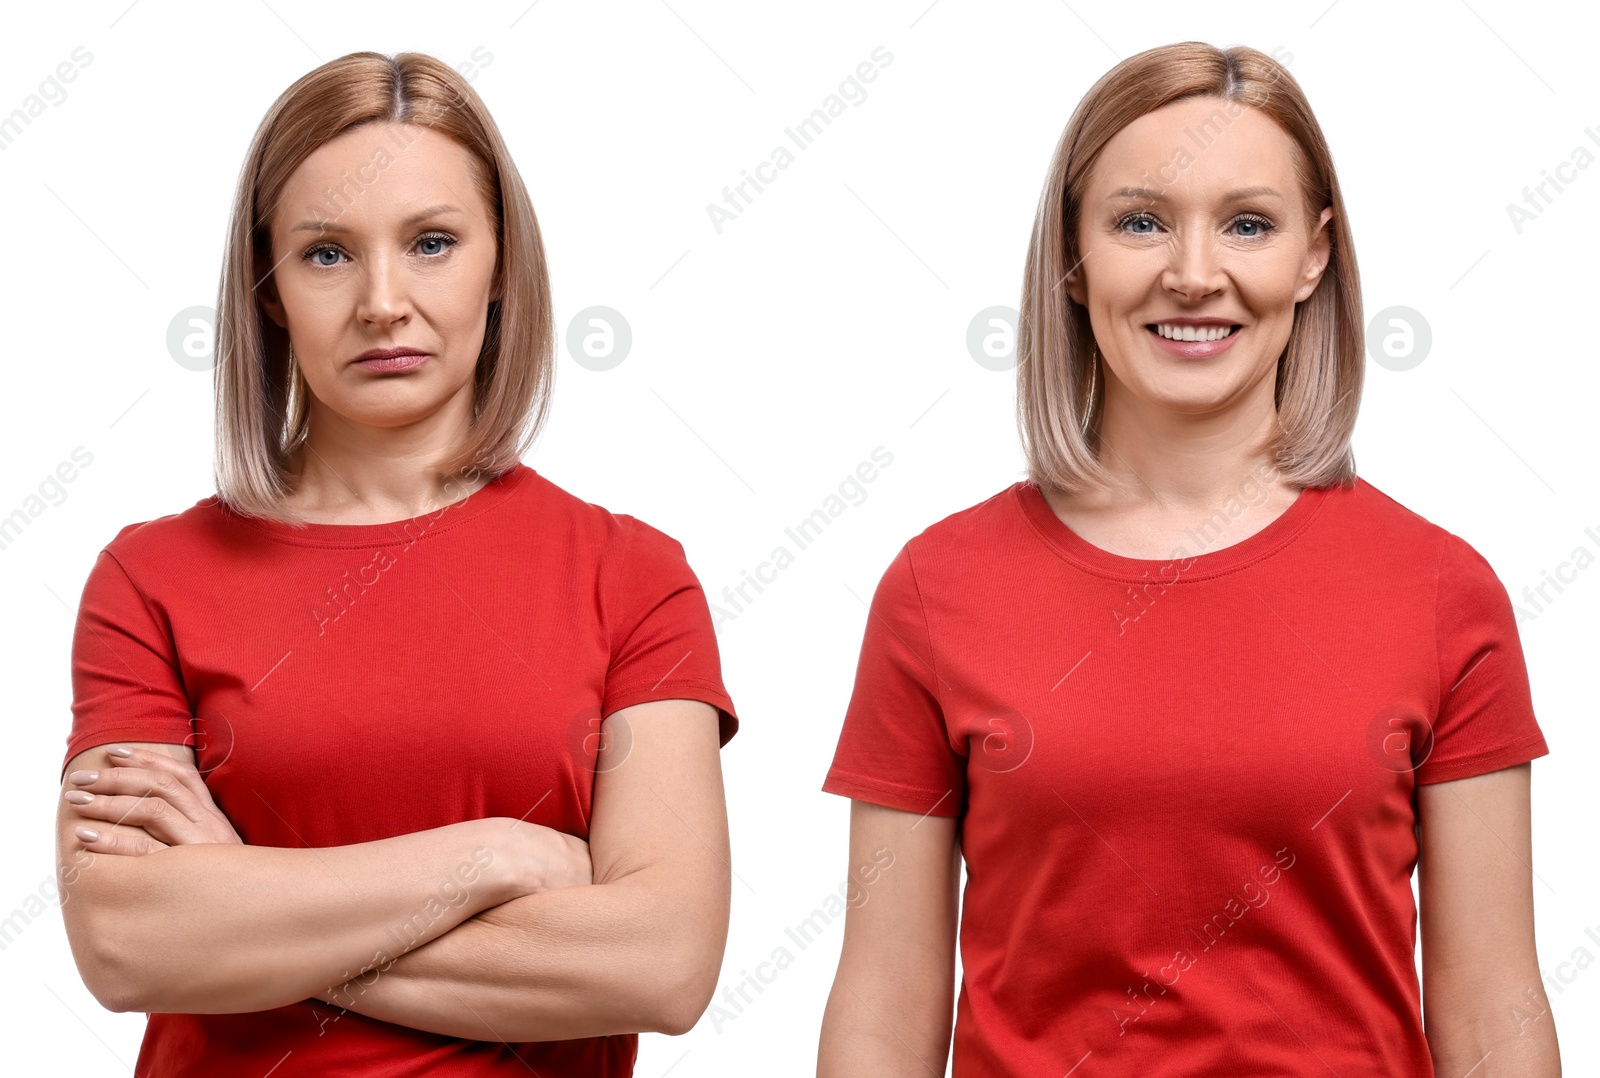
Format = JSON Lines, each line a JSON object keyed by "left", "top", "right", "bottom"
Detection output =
{"left": 228, "top": 462, "right": 530, "bottom": 547}
{"left": 1014, "top": 478, "right": 1329, "bottom": 581}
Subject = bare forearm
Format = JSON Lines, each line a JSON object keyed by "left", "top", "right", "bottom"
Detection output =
{"left": 69, "top": 820, "right": 519, "bottom": 1014}
{"left": 1429, "top": 1027, "right": 1561, "bottom": 1076}
{"left": 817, "top": 978, "right": 952, "bottom": 1078}
{"left": 319, "top": 873, "right": 719, "bottom": 1040}
{"left": 1426, "top": 976, "right": 1561, "bottom": 1077}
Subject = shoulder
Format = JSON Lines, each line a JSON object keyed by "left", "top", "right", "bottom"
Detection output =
{"left": 1332, "top": 476, "right": 1488, "bottom": 571}
{"left": 519, "top": 470, "right": 693, "bottom": 588}
{"left": 522, "top": 468, "right": 684, "bottom": 552}
{"left": 1333, "top": 475, "right": 1438, "bottom": 533}
{"left": 904, "top": 481, "right": 1031, "bottom": 554}
{"left": 848, "top": 481, "right": 1032, "bottom": 601}
{"left": 1324, "top": 479, "right": 1521, "bottom": 626}
{"left": 67, "top": 494, "right": 237, "bottom": 613}
{"left": 95, "top": 492, "right": 234, "bottom": 570}
{"left": 521, "top": 477, "right": 707, "bottom": 630}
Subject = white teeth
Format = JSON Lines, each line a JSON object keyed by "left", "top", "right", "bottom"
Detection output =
{"left": 1151, "top": 323, "right": 1237, "bottom": 341}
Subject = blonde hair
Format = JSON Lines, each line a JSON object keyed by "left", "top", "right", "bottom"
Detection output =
{"left": 1017, "top": 42, "right": 1363, "bottom": 494}
{"left": 213, "top": 51, "right": 554, "bottom": 524}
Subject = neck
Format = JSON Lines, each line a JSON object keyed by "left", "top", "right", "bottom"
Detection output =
{"left": 285, "top": 402, "right": 490, "bottom": 521}
{"left": 1085, "top": 375, "right": 1291, "bottom": 512}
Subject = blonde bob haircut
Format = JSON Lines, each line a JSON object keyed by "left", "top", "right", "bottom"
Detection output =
{"left": 1017, "top": 41, "right": 1362, "bottom": 495}
{"left": 213, "top": 51, "right": 553, "bottom": 524}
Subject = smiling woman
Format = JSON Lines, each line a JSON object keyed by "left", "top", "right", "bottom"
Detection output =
{"left": 817, "top": 41, "right": 1560, "bottom": 1078}
{"left": 54, "top": 51, "right": 739, "bottom": 1078}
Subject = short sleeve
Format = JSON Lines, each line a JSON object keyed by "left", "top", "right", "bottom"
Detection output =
{"left": 63, "top": 548, "right": 195, "bottom": 779}
{"left": 1415, "top": 533, "right": 1549, "bottom": 784}
{"left": 601, "top": 516, "right": 738, "bottom": 747}
{"left": 822, "top": 542, "right": 966, "bottom": 816}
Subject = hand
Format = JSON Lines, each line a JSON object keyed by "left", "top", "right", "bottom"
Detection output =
{"left": 490, "top": 820, "right": 592, "bottom": 895}
{"left": 536, "top": 827, "right": 592, "bottom": 892}
{"left": 64, "top": 745, "right": 243, "bottom": 857}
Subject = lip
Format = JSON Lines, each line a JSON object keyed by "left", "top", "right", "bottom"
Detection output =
{"left": 1145, "top": 317, "right": 1239, "bottom": 327}
{"left": 353, "top": 347, "right": 428, "bottom": 373}
{"left": 1145, "top": 320, "right": 1243, "bottom": 359}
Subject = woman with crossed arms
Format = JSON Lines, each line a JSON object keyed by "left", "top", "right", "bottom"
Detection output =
{"left": 55, "top": 51, "right": 738, "bottom": 1077}
{"left": 817, "top": 42, "right": 1560, "bottom": 1077}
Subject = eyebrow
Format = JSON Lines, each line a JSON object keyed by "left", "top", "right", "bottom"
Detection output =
{"left": 290, "top": 203, "right": 464, "bottom": 234}
{"left": 1106, "top": 185, "right": 1282, "bottom": 202}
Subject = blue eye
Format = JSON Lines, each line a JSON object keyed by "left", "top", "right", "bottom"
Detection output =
{"left": 1231, "top": 215, "right": 1274, "bottom": 237}
{"left": 301, "top": 232, "right": 459, "bottom": 267}
{"left": 1114, "top": 212, "right": 1276, "bottom": 238}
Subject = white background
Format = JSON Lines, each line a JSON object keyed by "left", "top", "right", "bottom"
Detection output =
{"left": 2, "top": 1, "right": 1595, "bottom": 1074}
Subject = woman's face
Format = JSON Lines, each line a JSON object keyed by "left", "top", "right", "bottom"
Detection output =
{"left": 1066, "top": 95, "right": 1333, "bottom": 422}
{"left": 258, "top": 121, "right": 501, "bottom": 441}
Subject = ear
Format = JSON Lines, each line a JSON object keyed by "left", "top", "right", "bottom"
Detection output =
{"left": 254, "top": 251, "right": 289, "bottom": 329}
{"left": 1063, "top": 266, "right": 1087, "bottom": 307}
{"left": 1294, "top": 206, "right": 1335, "bottom": 303}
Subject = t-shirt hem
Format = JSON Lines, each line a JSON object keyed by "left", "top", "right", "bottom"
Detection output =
{"left": 1414, "top": 731, "right": 1550, "bottom": 785}
{"left": 602, "top": 679, "right": 739, "bottom": 747}
{"left": 821, "top": 768, "right": 962, "bottom": 817}
{"left": 62, "top": 722, "right": 194, "bottom": 780}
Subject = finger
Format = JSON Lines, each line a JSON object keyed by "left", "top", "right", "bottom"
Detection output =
{"left": 65, "top": 789, "right": 200, "bottom": 846}
{"left": 106, "top": 747, "right": 220, "bottom": 811}
{"left": 72, "top": 820, "right": 170, "bottom": 857}
{"left": 65, "top": 777, "right": 241, "bottom": 847}
{"left": 68, "top": 761, "right": 206, "bottom": 823}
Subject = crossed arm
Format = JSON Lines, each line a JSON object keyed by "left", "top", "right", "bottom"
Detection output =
{"left": 54, "top": 698, "right": 731, "bottom": 1040}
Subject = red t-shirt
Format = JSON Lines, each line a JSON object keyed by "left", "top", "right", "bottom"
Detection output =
{"left": 823, "top": 477, "right": 1549, "bottom": 1075}
{"left": 64, "top": 462, "right": 738, "bottom": 1077}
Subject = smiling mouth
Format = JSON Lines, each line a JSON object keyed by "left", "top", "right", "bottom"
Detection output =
{"left": 1146, "top": 323, "right": 1242, "bottom": 342}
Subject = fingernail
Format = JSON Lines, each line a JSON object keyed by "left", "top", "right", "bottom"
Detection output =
{"left": 68, "top": 770, "right": 99, "bottom": 784}
{"left": 75, "top": 827, "right": 99, "bottom": 842}
{"left": 64, "top": 791, "right": 94, "bottom": 804}
{"left": 106, "top": 746, "right": 132, "bottom": 758}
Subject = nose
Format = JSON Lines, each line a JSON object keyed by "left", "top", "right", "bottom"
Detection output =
{"left": 1160, "top": 227, "right": 1226, "bottom": 302}
{"left": 355, "top": 249, "right": 412, "bottom": 328}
